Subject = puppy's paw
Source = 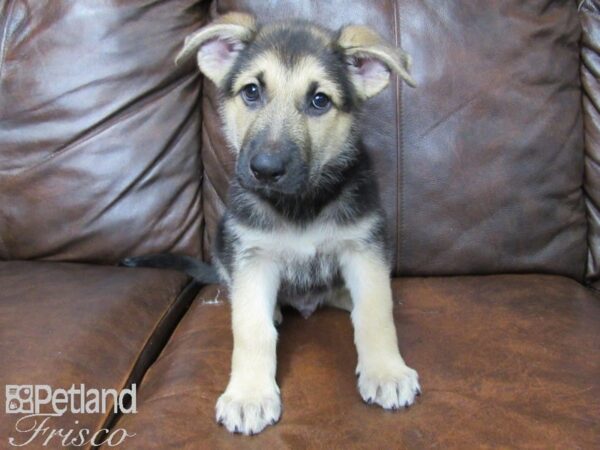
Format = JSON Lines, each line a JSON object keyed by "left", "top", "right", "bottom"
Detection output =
{"left": 357, "top": 361, "right": 421, "bottom": 410}
{"left": 215, "top": 384, "right": 281, "bottom": 435}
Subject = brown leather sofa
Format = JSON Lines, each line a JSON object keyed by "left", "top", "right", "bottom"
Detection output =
{"left": 1, "top": 0, "right": 599, "bottom": 448}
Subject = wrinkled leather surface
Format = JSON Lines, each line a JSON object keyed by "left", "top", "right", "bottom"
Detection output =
{"left": 0, "top": 261, "right": 191, "bottom": 447}
{"left": 581, "top": 0, "right": 600, "bottom": 287}
{"left": 0, "top": 0, "right": 208, "bottom": 263}
{"left": 118, "top": 276, "right": 600, "bottom": 449}
{"left": 200, "top": 0, "right": 587, "bottom": 279}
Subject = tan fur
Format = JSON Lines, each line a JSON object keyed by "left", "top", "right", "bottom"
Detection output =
{"left": 221, "top": 51, "right": 354, "bottom": 171}
{"left": 176, "top": 12, "right": 256, "bottom": 64}
{"left": 338, "top": 24, "right": 416, "bottom": 95}
{"left": 215, "top": 257, "right": 281, "bottom": 434}
{"left": 176, "top": 13, "right": 256, "bottom": 84}
{"left": 340, "top": 249, "right": 420, "bottom": 408}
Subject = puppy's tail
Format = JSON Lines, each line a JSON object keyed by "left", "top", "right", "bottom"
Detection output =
{"left": 119, "top": 254, "right": 221, "bottom": 285}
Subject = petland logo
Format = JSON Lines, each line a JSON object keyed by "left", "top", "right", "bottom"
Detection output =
{"left": 5, "top": 384, "right": 137, "bottom": 447}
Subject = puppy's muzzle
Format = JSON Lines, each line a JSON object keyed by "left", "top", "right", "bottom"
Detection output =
{"left": 236, "top": 133, "right": 308, "bottom": 196}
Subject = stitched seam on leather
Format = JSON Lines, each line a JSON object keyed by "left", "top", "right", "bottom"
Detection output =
{"left": 196, "top": 74, "right": 205, "bottom": 262}
{"left": 393, "top": 0, "right": 404, "bottom": 274}
{"left": 581, "top": 4, "right": 600, "bottom": 284}
{"left": 203, "top": 128, "right": 229, "bottom": 208}
{"left": 201, "top": 91, "right": 230, "bottom": 255}
{"left": 0, "top": 0, "right": 16, "bottom": 85}
{"left": 202, "top": 168, "right": 226, "bottom": 254}
{"left": 0, "top": 209, "right": 9, "bottom": 259}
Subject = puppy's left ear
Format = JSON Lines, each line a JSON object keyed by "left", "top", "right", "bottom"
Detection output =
{"left": 337, "top": 25, "right": 416, "bottom": 100}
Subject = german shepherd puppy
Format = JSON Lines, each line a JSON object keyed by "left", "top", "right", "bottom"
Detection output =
{"left": 123, "top": 12, "right": 420, "bottom": 435}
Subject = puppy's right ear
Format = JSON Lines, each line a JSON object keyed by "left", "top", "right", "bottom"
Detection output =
{"left": 176, "top": 12, "right": 256, "bottom": 86}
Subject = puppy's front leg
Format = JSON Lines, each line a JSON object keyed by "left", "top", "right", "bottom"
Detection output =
{"left": 341, "top": 249, "right": 421, "bottom": 409}
{"left": 216, "top": 258, "right": 281, "bottom": 435}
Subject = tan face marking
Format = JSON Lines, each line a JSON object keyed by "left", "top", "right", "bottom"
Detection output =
{"left": 221, "top": 51, "right": 354, "bottom": 173}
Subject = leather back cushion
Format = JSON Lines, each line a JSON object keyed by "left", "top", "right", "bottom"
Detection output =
{"left": 201, "top": 0, "right": 587, "bottom": 279}
{"left": 0, "top": 0, "right": 207, "bottom": 263}
{"left": 581, "top": 0, "right": 600, "bottom": 287}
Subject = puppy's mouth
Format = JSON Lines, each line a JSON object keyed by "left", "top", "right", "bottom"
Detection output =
{"left": 234, "top": 152, "right": 309, "bottom": 198}
{"left": 236, "top": 167, "right": 307, "bottom": 197}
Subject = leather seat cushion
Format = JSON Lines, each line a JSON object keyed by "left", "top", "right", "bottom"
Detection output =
{"left": 117, "top": 275, "right": 600, "bottom": 448}
{"left": 0, "top": 261, "right": 195, "bottom": 445}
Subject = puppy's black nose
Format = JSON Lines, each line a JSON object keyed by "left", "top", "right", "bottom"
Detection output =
{"left": 250, "top": 153, "right": 286, "bottom": 182}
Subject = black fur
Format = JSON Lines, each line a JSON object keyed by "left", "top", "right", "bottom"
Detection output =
{"left": 215, "top": 139, "right": 389, "bottom": 280}
{"left": 231, "top": 143, "right": 381, "bottom": 227}
{"left": 120, "top": 254, "right": 220, "bottom": 285}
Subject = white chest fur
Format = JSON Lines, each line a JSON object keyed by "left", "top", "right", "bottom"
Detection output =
{"left": 232, "top": 215, "right": 377, "bottom": 265}
{"left": 229, "top": 216, "right": 377, "bottom": 315}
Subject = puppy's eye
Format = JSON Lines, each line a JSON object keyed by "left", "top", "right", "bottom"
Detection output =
{"left": 241, "top": 83, "right": 260, "bottom": 104}
{"left": 311, "top": 93, "right": 331, "bottom": 111}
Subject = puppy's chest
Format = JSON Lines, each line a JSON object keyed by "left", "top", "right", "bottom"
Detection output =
{"left": 266, "top": 234, "right": 344, "bottom": 316}
{"left": 246, "top": 228, "right": 342, "bottom": 286}
{"left": 278, "top": 248, "right": 341, "bottom": 292}
{"left": 277, "top": 251, "right": 342, "bottom": 318}
{"left": 239, "top": 225, "right": 347, "bottom": 305}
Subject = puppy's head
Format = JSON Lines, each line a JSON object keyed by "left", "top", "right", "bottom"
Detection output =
{"left": 178, "top": 13, "right": 415, "bottom": 197}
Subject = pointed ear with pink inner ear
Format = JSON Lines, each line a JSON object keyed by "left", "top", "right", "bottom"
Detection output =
{"left": 175, "top": 12, "right": 256, "bottom": 87}
{"left": 338, "top": 24, "right": 416, "bottom": 100}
